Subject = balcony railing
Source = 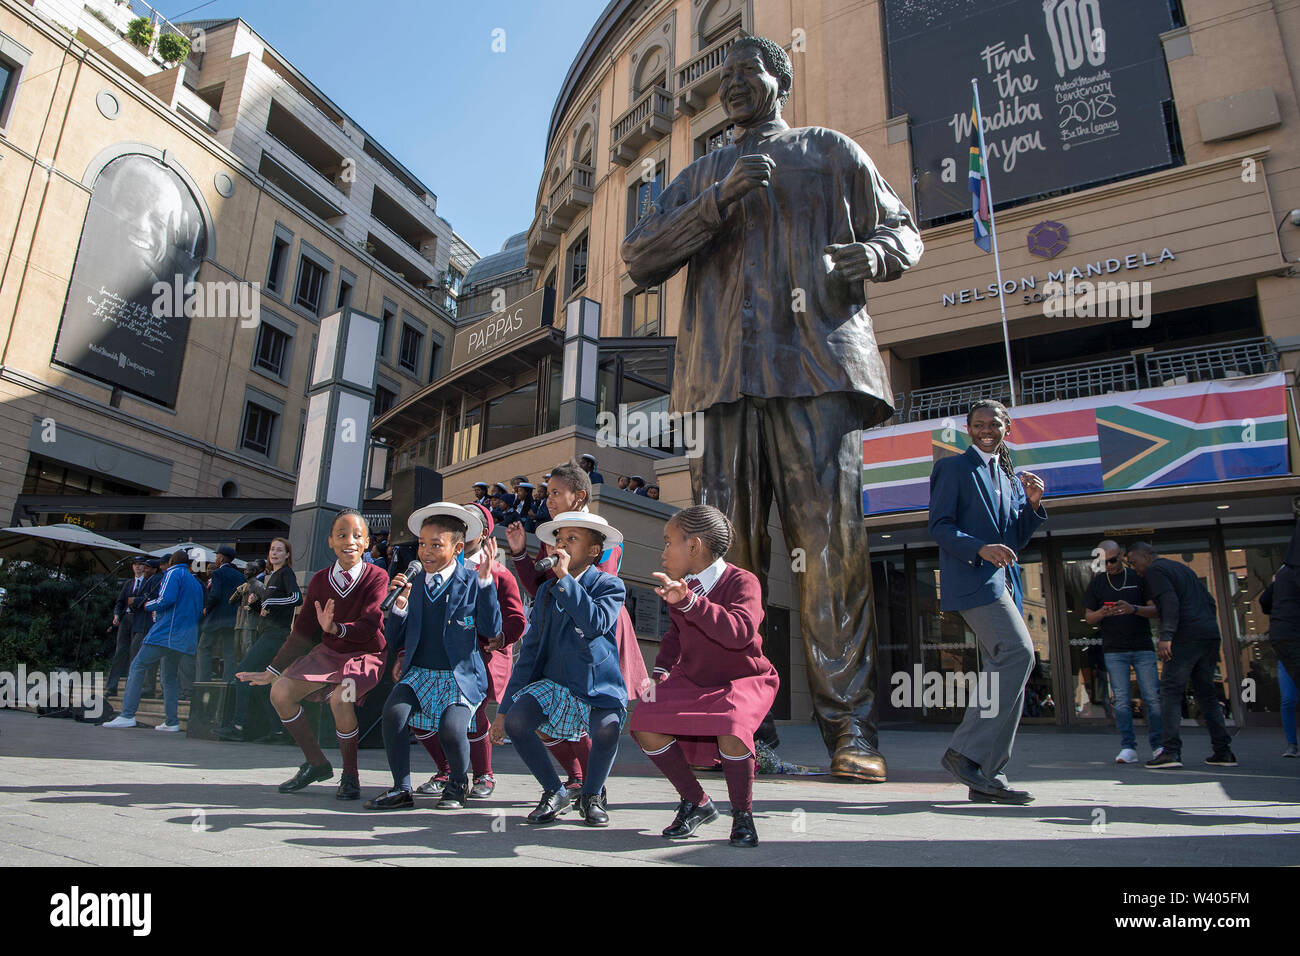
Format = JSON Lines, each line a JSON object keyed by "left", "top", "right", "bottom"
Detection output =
{"left": 548, "top": 162, "right": 595, "bottom": 230}
{"left": 883, "top": 337, "right": 1280, "bottom": 428}
{"left": 907, "top": 377, "right": 1012, "bottom": 423}
{"left": 675, "top": 28, "right": 744, "bottom": 116}
{"left": 1020, "top": 355, "right": 1140, "bottom": 405}
{"left": 610, "top": 85, "right": 673, "bottom": 167}
{"left": 525, "top": 205, "right": 560, "bottom": 271}
{"left": 1144, "top": 336, "right": 1278, "bottom": 385}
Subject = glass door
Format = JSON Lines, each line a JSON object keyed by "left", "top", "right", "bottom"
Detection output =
{"left": 1222, "top": 523, "right": 1293, "bottom": 726}
{"left": 911, "top": 549, "right": 1053, "bottom": 723}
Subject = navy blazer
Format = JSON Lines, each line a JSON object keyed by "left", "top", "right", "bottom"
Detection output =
{"left": 385, "top": 563, "right": 502, "bottom": 706}
{"left": 928, "top": 445, "right": 1047, "bottom": 613}
{"left": 499, "top": 564, "right": 627, "bottom": 713}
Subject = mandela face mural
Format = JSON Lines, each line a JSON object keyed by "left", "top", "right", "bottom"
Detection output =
{"left": 53, "top": 153, "right": 208, "bottom": 407}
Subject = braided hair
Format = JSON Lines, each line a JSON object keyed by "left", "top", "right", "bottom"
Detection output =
{"left": 549, "top": 461, "right": 592, "bottom": 510}
{"left": 966, "top": 399, "right": 1016, "bottom": 482}
{"left": 668, "top": 504, "right": 735, "bottom": 561}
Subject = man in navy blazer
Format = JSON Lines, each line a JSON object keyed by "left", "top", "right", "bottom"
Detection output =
{"left": 928, "top": 400, "right": 1047, "bottom": 804}
{"left": 367, "top": 505, "right": 503, "bottom": 811}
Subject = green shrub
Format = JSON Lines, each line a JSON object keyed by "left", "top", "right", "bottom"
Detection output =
{"left": 0, "top": 559, "right": 120, "bottom": 673}
{"left": 126, "top": 16, "right": 154, "bottom": 50}
{"left": 157, "top": 32, "right": 190, "bottom": 64}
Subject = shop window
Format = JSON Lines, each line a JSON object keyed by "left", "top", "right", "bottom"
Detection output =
{"left": 629, "top": 163, "right": 663, "bottom": 227}
{"left": 1224, "top": 525, "right": 1293, "bottom": 720}
{"left": 293, "top": 253, "right": 329, "bottom": 316}
{"left": 566, "top": 233, "right": 589, "bottom": 297}
{"left": 483, "top": 381, "right": 539, "bottom": 453}
{"left": 253, "top": 321, "right": 291, "bottom": 379}
{"left": 624, "top": 286, "right": 661, "bottom": 337}
{"left": 265, "top": 229, "right": 292, "bottom": 295}
{"left": 240, "top": 401, "right": 279, "bottom": 457}
{"left": 399, "top": 323, "right": 423, "bottom": 375}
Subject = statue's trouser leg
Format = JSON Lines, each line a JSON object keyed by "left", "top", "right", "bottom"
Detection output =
{"left": 689, "top": 395, "right": 878, "bottom": 757}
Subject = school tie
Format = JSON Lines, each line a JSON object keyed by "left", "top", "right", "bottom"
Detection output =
{"left": 428, "top": 573, "right": 442, "bottom": 599}
{"left": 686, "top": 576, "right": 706, "bottom": 597}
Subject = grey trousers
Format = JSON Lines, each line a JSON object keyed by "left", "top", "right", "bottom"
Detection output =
{"left": 949, "top": 590, "right": 1035, "bottom": 782}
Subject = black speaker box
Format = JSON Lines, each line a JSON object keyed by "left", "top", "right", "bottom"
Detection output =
{"left": 389, "top": 466, "right": 443, "bottom": 547}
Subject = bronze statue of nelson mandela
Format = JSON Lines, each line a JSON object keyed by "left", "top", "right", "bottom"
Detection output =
{"left": 621, "top": 35, "right": 922, "bottom": 780}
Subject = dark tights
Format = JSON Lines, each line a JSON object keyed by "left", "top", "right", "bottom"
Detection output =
{"left": 504, "top": 695, "right": 622, "bottom": 796}
{"left": 382, "top": 683, "right": 471, "bottom": 791}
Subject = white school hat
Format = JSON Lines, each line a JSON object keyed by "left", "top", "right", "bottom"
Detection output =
{"left": 534, "top": 510, "right": 623, "bottom": 549}
{"left": 407, "top": 501, "right": 483, "bottom": 542}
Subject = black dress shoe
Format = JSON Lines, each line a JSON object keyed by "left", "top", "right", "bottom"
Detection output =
{"left": 577, "top": 791, "right": 609, "bottom": 827}
{"left": 525, "top": 788, "right": 572, "bottom": 824}
{"left": 436, "top": 777, "right": 469, "bottom": 810}
{"left": 415, "top": 774, "right": 447, "bottom": 796}
{"left": 469, "top": 774, "right": 495, "bottom": 799}
{"left": 336, "top": 773, "right": 360, "bottom": 801}
{"left": 363, "top": 787, "right": 415, "bottom": 810}
{"left": 662, "top": 798, "right": 718, "bottom": 838}
{"left": 213, "top": 725, "right": 245, "bottom": 742}
{"left": 278, "top": 761, "right": 333, "bottom": 793}
{"left": 968, "top": 787, "right": 1034, "bottom": 805}
{"left": 729, "top": 810, "right": 759, "bottom": 847}
{"left": 941, "top": 748, "right": 997, "bottom": 795}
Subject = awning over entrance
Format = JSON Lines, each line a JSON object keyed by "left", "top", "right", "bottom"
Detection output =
{"left": 373, "top": 287, "right": 561, "bottom": 445}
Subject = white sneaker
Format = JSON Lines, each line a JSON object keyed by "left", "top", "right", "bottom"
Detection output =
{"left": 102, "top": 716, "right": 137, "bottom": 728}
{"left": 1115, "top": 748, "right": 1139, "bottom": 764}
{"left": 155, "top": 723, "right": 180, "bottom": 733}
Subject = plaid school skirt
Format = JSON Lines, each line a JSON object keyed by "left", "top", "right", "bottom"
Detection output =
{"left": 512, "top": 679, "right": 627, "bottom": 742}
{"left": 401, "top": 666, "right": 476, "bottom": 732}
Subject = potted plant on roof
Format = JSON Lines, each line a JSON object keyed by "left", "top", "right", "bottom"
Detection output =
{"left": 157, "top": 31, "right": 191, "bottom": 65}
{"left": 126, "top": 16, "right": 154, "bottom": 52}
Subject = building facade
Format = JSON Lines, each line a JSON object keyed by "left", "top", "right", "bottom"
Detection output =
{"left": 0, "top": 0, "right": 475, "bottom": 555}
{"left": 373, "top": 0, "right": 1300, "bottom": 730}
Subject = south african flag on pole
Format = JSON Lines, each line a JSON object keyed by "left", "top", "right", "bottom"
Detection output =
{"left": 969, "top": 96, "right": 991, "bottom": 252}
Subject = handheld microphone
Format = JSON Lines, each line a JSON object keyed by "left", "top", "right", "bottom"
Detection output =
{"left": 381, "top": 560, "right": 423, "bottom": 613}
{"left": 535, "top": 553, "right": 560, "bottom": 572}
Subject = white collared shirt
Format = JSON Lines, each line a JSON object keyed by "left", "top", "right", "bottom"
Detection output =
{"left": 685, "top": 556, "right": 727, "bottom": 596}
{"left": 331, "top": 559, "right": 364, "bottom": 593}
{"left": 392, "top": 556, "right": 490, "bottom": 617}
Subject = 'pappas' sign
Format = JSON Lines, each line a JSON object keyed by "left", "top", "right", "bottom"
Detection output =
{"left": 450, "top": 287, "right": 555, "bottom": 372}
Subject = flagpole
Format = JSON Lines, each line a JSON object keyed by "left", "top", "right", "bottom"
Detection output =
{"left": 971, "top": 77, "right": 1017, "bottom": 408}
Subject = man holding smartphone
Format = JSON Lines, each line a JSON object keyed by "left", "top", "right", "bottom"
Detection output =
{"left": 1084, "top": 539, "right": 1162, "bottom": 765}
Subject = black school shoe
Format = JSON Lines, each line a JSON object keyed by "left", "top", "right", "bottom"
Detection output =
{"left": 729, "top": 810, "right": 758, "bottom": 847}
{"left": 470, "top": 774, "right": 496, "bottom": 799}
{"left": 1146, "top": 751, "right": 1183, "bottom": 768}
{"left": 576, "top": 790, "right": 609, "bottom": 827}
{"left": 336, "top": 773, "right": 360, "bottom": 801}
{"left": 436, "top": 777, "right": 470, "bottom": 810}
{"left": 1205, "top": 750, "right": 1238, "bottom": 767}
{"left": 662, "top": 798, "right": 718, "bottom": 838}
{"left": 364, "top": 787, "right": 415, "bottom": 810}
{"left": 213, "top": 724, "right": 246, "bottom": 742}
{"left": 525, "top": 788, "right": 572, "bottom": 824}
{"left": 279, "top": 761, "right": 333, "bottom": 793}
{"left": 968, "top": 786, "right": 1034, "bottom": 805}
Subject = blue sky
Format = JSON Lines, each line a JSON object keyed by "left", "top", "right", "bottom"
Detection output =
{"left": 175, "top": 0, "right": 612, "bottom": 256}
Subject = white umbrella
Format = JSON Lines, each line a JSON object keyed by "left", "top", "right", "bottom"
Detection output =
{"left": 0, "top": 523, "right": 142, "bottom": 573}
{"left": 148, "top": 542, "right": 247, "bottom": 571}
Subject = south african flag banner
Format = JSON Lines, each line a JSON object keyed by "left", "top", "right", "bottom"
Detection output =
{"left": 969, "top": 95, "right": 991, "bottom": 252}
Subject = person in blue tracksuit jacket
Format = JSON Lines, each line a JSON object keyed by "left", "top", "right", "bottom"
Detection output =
{"left": 105, "top": 550, "right": 205, "bottom": 731}
{"left": 929, "top": 399, "right": 1047, "bottom": 805}
{"left": 492, "top": 511, "right": 627, "bottom": 827}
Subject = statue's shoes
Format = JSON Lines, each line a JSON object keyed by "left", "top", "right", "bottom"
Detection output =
{"left": 828, "top": 739, "right": 887, "bottom": 782}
